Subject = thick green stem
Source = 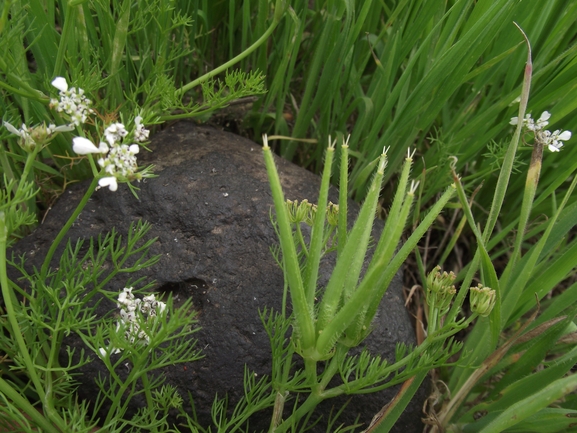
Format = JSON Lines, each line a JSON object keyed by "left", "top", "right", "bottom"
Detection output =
{"left": 509, "top": 141, "right": 542, "bottom": 277}
{"left": 0, "top": 377, "right": 61, "bottom": 433}
{"left": 21, "top": 147, "right": 40, "bottom": 178}
{"left": 263, "top": 140, "right": 315, "bottom": 354}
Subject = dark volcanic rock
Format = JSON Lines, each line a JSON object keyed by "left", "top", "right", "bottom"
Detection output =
{"left": 9, "top": 121, "right": 425, "bottom": 432}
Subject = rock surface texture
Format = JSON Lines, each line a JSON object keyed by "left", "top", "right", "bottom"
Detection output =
{"left": 10, "top": 121, "right": 425, "bottom": 432}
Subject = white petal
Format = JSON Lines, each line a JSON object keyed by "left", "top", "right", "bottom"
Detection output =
{"left": 548, "top": 144, "right": 561, "bottom": 152}
{"left": 98, "top": 141, "right": 109, "bottom": 153}
{"left": 135, "top": 115, "right": 143, "bottom": 125}
{"left": 99, "top": 176, "right": 118, "bottom": 191}
{"left": 3, "top": 121, "right": 21, "bottom": 136}
{"left": 129, "top": 144, "right": 139, "bottom": 154}
{"left": 558, "top": 130, "right": 572, "bottom": 141}
{"left": 539, "top": 111, "right": 551, "bottom": 121}
{"left": 72, "top": 136, "right": 100, "bottom": 154}
{"left": 98, "top": 347, "right": 108, "bottom": 357}
{"left": 52, "top": 124, "right": 75, "bottom": 133}
{"left": 51, "top": 77, "right": 69, "bottom": 92}
{"left": 509, "top": 117, "right": 519, "bottom": 126}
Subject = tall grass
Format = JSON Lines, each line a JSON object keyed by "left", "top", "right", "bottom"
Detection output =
{"left": 2, "top": 0, "right": 577, "bottom": 431}
{"left": 205, "top": 0, "right": 577, "bottom": 210}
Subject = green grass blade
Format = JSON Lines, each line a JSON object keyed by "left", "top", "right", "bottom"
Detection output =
{"left": 477, "top": 373, "right": 577, "bottom": 433}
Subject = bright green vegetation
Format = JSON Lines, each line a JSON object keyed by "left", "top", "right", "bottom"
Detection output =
{"left": 1, "top": 1, "right": 577, "bottom": 431}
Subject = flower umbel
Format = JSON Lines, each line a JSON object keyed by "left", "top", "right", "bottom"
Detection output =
{"left": 49, "top": 77, "right": 94, "bottom": 126}
{"left": 71, "top": 119, "right": 152, "bottom": 191}
{"left": 538, "top": 129, "right": 572, "bottom": 153}
{"left": 510, "top": 111, "right": 572, "bottom": 152}
{"left": 99, "top": 287, "right": 167, "bottom": 356}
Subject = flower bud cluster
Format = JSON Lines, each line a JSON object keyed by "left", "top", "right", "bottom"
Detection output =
{"left": 49, "top": 77, "right": 94, "bottom": 126}
{"left": 326, "top": 202, "right": 339, "bottom": 226}
{"left": 286, "top": 199, "right": 315, "bottom": 224}
{"left": 426, "top": 265, "right": 456, "bottom": 316}
{"left": 510, "top": 111, "right": 571, "bottom": 152}
{"left": 469, "top": 284, "right": 496, "bottom": 317}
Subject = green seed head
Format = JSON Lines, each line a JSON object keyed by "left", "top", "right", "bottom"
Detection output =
{"left": 469, "top": 284, "right": 496, "bottom": 317}
{"left": 286, "top": 199, "right": 313, "bottom": 223}
{"left": 426, "top": 265, "right": 457, "bottom": 315}
{"left": 326, "top": 202, "right": 339, "bottom": 226}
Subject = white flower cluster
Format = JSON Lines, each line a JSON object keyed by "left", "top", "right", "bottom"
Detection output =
{"left": 99, "top": 287, "right": 166, "bottom": 357}
{"left": 49, "top": 77, "right": 94, "bottom": 126}
{"left": 510, "top": 111, "right": 572, "bottom": 152}
{"left": 72, "top": 118, "right": 150, "bottom": 191}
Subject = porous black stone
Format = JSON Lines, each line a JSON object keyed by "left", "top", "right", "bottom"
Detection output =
{"left": 9, "top": 121, "right": 425, "bottom": 432}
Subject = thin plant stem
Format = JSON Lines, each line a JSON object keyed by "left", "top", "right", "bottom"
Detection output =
{"left": 40, "top": 176, "right": 99, "bottom": 279}
{"left": 0, "top": 214, "right": 66, "bottom": 430}
{"left": 175, "top": 0, "right": 286, "bottom": 98}
{"left": 141, "top": 372, "right": 159, "bottom": 433}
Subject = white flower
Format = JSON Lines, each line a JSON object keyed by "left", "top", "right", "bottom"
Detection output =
{"left": 510, "top": 111, "right": 550, "bottom": 132}
{"left": 104, "top": 123, "right": 128, "bottom": 146}
{"left": 98, "top": 346, "right": 121, "bottom": 357}
{"left": 3, "top": 121, "right": 32, "bottom": 139}
{"left": 511, "top": 111, "right": 571, "bottom": 153}
{"left": 117, "top": 287, "right": 134, "bottom": 307}
{"left": 46, "top": 123, "right": 75, "bottom": 135}
{"left": 3, "top": 122, "right": 35, "bottom": 150}
{"left": 533, "top": 111, "right": 551, "bottom": 131}
{"left": 134, "top": 116, "right": 150, "bottom": 142}
{"left": 112, "top": 287, "right": 167, "bottom": 351}
{"left": 98, "top": 176, "right": 118, "bottom": 191}
{"left": 539, "top": 129, "right": 572, "bottom": 152}
{"left": 72, "top": 137, "right": 108, "bottom": 155}
{"left": 51, "top": 76, "right": 69, "bottom": 92}
{"left": 97, "top": 142, "right": 140, "bottom": 178}
{"left": 3, "top": 121, "right": 23, "bottom": 136}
